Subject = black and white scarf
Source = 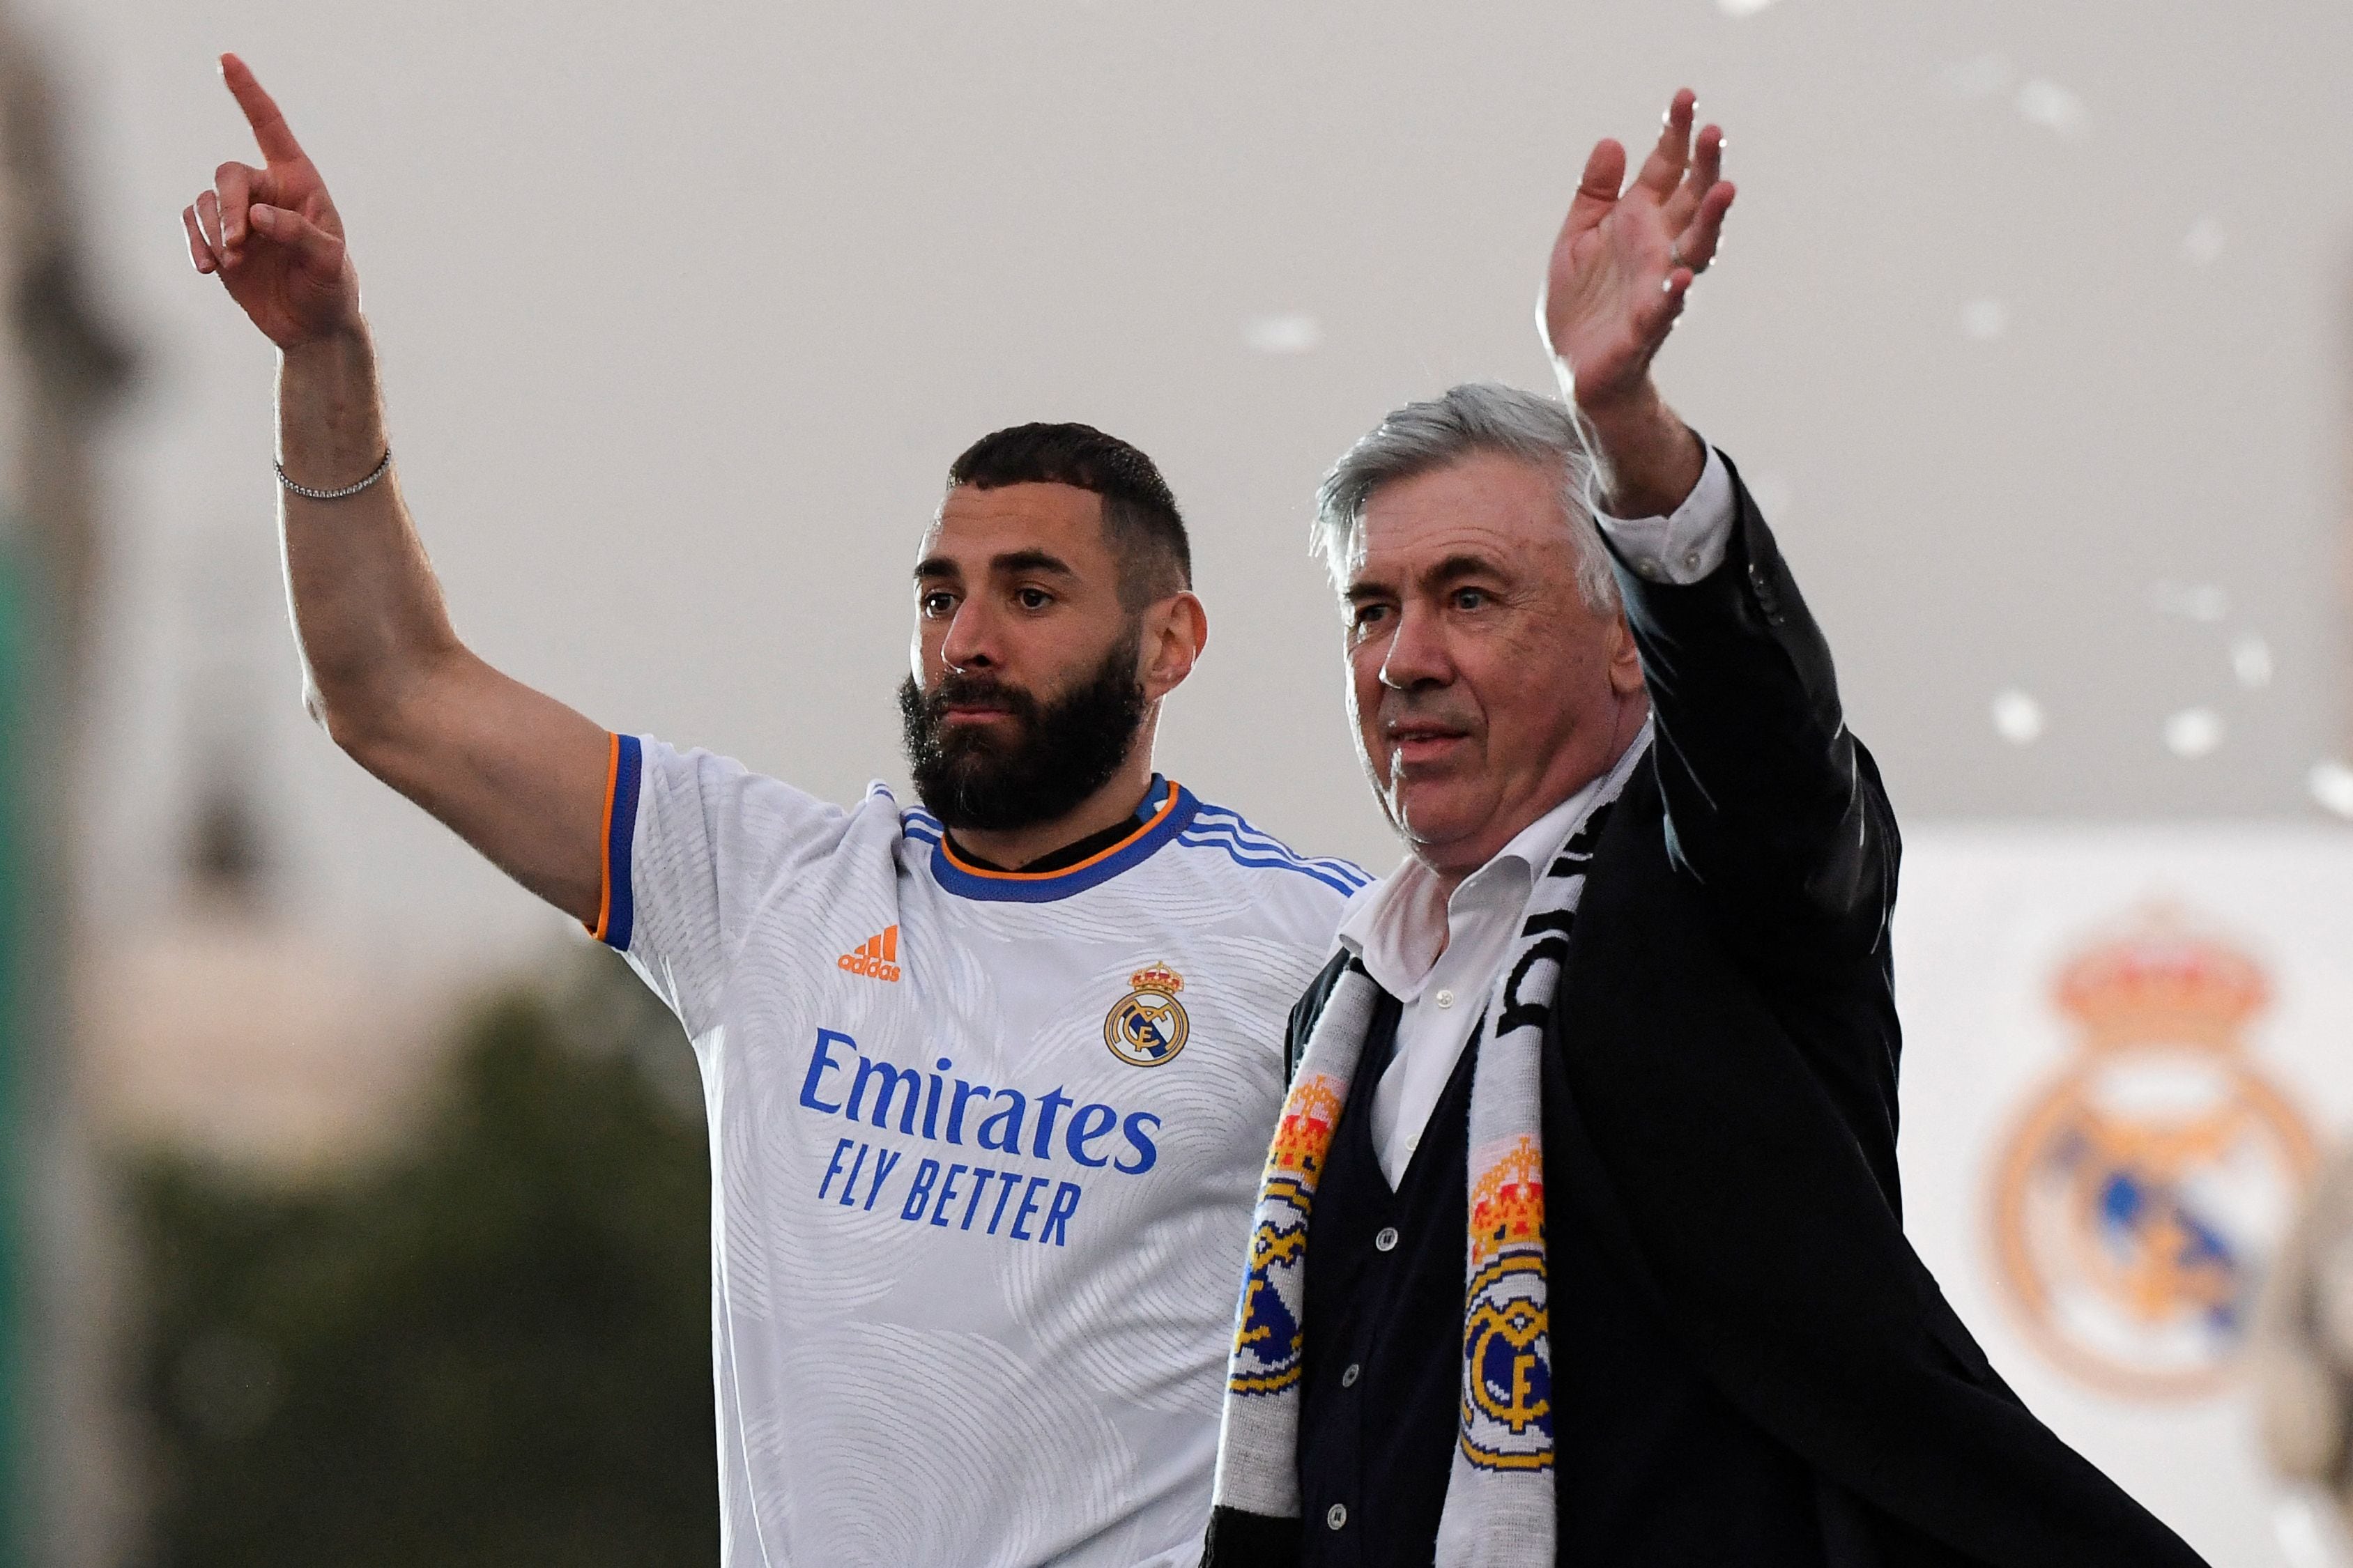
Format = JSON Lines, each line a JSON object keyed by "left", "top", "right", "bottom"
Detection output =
{"left": 1210, "top": 738, "right": 1643, "bottom": 1565}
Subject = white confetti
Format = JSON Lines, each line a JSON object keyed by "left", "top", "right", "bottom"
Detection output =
{"left": 2276, "top": 1494, "right": 2340, "bottom": 1568}
{"left": 1243, "top": 314, "right": 1321, "bottom": 355}
{"left": 1717, "top": 0, "right": 1779, "bottom": 16}
{"left": 2230, "top": 632, "right": 2273, "bottom": 689}
{"left": 1991, "top": 689, "right": 2045, "bottom": 745}
{"left": 2015, "top": 79, "right": 2089, "bottom": 134}
{"left": 1961, "top": 299, "right": 2009, "bottom": 340}
{"left": 2182, "top": 217, "right": 2227, "bottom": 266}
{"left": 2310, "top": 761, "right": 2353, "bottom": 820}
{"left": 1942, "top": 54, "right": 2014, "bottom": 99}
{"left": 2147, "top": 581, "right": 2229, "bottom": 622}
{"left": 2163, "top": 707, "right": 2223, "bottom": 758}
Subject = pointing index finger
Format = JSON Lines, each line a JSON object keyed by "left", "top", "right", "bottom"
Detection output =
{"left": 220, "top": 53, "right": 305, "bottom": 164}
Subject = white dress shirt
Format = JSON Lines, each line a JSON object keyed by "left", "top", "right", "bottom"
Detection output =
{"left": 1332, "top": 445, "right": 1738, "bottom": 1186}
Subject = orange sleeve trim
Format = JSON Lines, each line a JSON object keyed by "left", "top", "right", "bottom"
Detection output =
{"left": 588, "top": 730, "right": 620, "bottom": 940}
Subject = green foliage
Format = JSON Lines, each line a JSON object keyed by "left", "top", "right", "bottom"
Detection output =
{"left": 128, "top": 957, "right": 716, "bottom": 1567}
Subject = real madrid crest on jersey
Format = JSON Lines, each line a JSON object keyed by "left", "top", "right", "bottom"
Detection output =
{"left": 1991, "top": 906, "right": 2317, "bottom": 1399}
{"left": 1105, "top": 962, "right": 1190, "bottom": 1068}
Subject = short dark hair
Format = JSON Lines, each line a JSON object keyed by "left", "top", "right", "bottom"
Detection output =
{"left": 946, "top": 422, "right": 1193, "bottom": 610}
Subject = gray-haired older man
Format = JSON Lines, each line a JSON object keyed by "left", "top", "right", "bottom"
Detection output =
{"left": 1202, "top": 91, "right": 2206, "bottom": 1568}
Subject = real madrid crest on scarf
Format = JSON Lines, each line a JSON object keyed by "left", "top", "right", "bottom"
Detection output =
{"left": 1230, "top": 1065, "right": 1350, "bottom": 1395}
{"left": 1461, "top": 1135, "right": 1551, "bottom": 1470}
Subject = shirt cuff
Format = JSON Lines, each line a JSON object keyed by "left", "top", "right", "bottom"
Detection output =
{"left": 1593, "top": 443, "right": 1736, "bottom": 586}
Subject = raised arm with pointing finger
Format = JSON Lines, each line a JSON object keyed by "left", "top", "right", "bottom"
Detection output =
{"left": 185, "top": 53, "right": 611, "bottom": 925}
{"left": 185, "top": 54, "right": 1386, "bottom": 1568}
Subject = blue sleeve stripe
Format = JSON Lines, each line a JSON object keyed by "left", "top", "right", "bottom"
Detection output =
{"left": 595, "top": 732, "right": 641, "bottom": 951}
{"left": 1180, "top": 815, "right": 1372, "bottom": 887}
{"left": 1188, "top": 806, "right": 1327, "bottom": 856}
{"left": 1176, "top": 831, "right": 1367, "bottom": 896}
{"left": 1176, "top": 840, "right": 1365, "bottom": 896}
{"left": 1186, "top": 806, "right": 1370, "bottom": 884}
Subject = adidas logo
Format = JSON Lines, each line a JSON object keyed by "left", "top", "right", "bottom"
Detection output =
{"left": 838, "top": 925, "right": 903, "bottom": 983}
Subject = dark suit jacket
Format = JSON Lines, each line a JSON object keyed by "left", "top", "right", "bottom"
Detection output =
{"left": 1209, "top": 454, "right": 2207, "bottom": 1568}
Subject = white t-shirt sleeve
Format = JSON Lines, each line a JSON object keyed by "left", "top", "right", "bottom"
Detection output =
{"left": 592, "top": 732, "right": 855, "bottom": 1034}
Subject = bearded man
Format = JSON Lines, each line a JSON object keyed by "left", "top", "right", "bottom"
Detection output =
{"left": 182, "top": 54, "right": 1364, "bottom": 1568}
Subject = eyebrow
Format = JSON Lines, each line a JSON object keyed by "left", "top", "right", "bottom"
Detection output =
{"left": 912, "top": 548, "right": 1079, "bottom": 583}
{"left": 1344, "top": 551, "right": 1508, "bottom": 601}
{"left": 1424, "top": 553, "right": 1504, "bottom": 587}
{"left": 989, "top": 548, "right": 1077, "bottom": 579}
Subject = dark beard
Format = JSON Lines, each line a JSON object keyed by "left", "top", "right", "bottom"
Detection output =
{"left": 898, "top": 640, "right": 1148, "bottom": 833}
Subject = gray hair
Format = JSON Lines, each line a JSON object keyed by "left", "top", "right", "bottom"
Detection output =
{"left": 1312, "top": 382, "right": 1618, "bottom": 615}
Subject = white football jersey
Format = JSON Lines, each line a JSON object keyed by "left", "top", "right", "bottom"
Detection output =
{"left": 594, "top": 735, "right": 1365, "bottom": 1568}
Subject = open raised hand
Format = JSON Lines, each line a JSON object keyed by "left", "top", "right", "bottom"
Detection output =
{"left": 183, "top": 54, "right": 360, "bottom": 351}
{"left": 1538, "top": 89, "right": 1734, "bottom": 413}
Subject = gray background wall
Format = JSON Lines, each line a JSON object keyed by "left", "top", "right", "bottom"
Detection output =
{"left": 28, "top": 0, "right": 2353, "bottom": 979}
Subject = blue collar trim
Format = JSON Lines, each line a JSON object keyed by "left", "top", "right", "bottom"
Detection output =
{"left": 909, "top": 778, "right": 1197, "bottom": 903}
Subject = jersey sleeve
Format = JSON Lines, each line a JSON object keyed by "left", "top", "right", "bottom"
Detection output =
{"left": 591, "top": 732, "right": 854, "bottom": 1035}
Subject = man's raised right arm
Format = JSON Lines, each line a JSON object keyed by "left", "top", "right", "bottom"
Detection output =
{"left": 185, "top": 54, "right": 610, "bottom": 928}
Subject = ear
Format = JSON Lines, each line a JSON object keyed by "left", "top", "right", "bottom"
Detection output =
{"left": 1139, "top": 591, "right": 1209, "bottom": 701}
{"left": 1606, "top": 609, "right": 1646, "bottom": 697}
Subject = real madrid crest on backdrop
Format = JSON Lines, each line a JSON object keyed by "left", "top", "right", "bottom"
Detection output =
{"left": 1106, "top": 962, "right": 1190, "bottom": 1068}
{"left": 1896, "top": 829, "right": 2353, "bottom": 1563}
{"left": 1990, "top": 905, "right": 2319, "bottom": 1399}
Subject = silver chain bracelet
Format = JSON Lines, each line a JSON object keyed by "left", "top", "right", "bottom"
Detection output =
{"left": 275, "top": 449, "right": 392, "bottom": 501}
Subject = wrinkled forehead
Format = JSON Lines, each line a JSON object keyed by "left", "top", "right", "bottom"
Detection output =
{"left": 1340, "top": 452, "right": 1581, "bottom": 589}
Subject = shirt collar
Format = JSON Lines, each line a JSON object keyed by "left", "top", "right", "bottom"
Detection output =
{"left": 1334, "top": 722, "right": 1650, "bottom": 1001}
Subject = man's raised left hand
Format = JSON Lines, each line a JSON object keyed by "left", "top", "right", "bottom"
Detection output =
{"left": 1538, "top": 89, "right": 1734, "bottom": 517}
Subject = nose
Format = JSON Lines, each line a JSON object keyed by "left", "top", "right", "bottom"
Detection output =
{"left": 938, "top": 597, "right": 999, "bottom": 674}
{"left": 1376, "top": 599, "right": 1452, "bottom": 691}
